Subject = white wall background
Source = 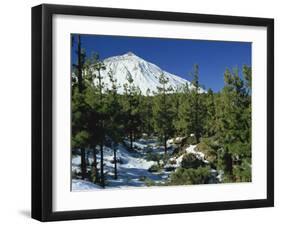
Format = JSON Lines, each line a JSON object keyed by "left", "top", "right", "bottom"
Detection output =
{"left": 0, "top": 0, "right": 279, "bottom": 225}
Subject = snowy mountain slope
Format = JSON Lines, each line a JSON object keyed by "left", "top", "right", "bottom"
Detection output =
{"left": 93, "top": 52, "right": 204, "bottom": 95}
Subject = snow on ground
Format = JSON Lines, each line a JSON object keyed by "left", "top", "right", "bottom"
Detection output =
{"left": 72, "top": 139, "right": 214, "bottom": 191}
{"left": 127, "top": 138, "right": 174, "bottom": 154}
{"left": 72, "top": 139, "right": 172, "bottom": 191}
{"left": 166, "top": 145, "right": 192, "bottom": 167}
{"left": 168, "top": 145, "right": 205, "bottom": 168}
{"left": 185, "top": 145, "right": 209, "bottom": 163}
{"left": 72, "top": 179, "right": 102, "bottom": 191}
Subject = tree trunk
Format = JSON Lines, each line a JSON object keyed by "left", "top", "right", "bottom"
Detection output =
{"left": 81, "top": 148, "right": 87, "bottom": 179}
{"left": 164, "top": 135, "right": 167, "bottom": 155}
{"left": 224, "top": 152, "right": 233, "bottom": 177}
{"left": 195, "top": 132, "right": 200, "bottom": 144}
{"left": 92, "top": 147, "right": 98, "bottom": 183}
{"left": 100, "top": 142, "right": 105, "bottom": 187}
{"left": 77, "top": 35, "right": 87, "bottom": 180}
{"left": 113, "top": 145, "right": 117, "bottom": 180}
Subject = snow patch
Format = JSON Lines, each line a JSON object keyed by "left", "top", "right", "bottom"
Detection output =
{"left": 72, "top": 179, "right": 102, "bottom": 191}
{"left": 186, "top": 145, "right": 209, "bottom": 163}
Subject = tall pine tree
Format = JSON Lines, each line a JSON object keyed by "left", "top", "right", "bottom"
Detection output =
{"left": 105, "top": 69, "right": 124, "bottom": 179}
{"left": 153, "top": 73, "right": 174, "bottom": 154}
{"left": 188, "top": 64, "right": 205, "bottom": 143}
{"left": 174, "top": 82, "right": 191, "bottom": 136}
{"left": 215, "top": 66, "right": 252, "bottom": 182}
{"left": 92, "top": 55, "right": 106, "bottom": 187}
{"left": 122, "top": 72, "right": 141, "bottom": 151}
{"left": 71, "top": 35, "right": 88, "bottom": 180}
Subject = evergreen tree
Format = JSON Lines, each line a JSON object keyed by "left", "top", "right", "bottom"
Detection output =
{"left": 188, "top": 64, "right": 205, "bottom": 143}
{"left": 171, "top": 86, "right": 182, "bottom": 135}
{"left": 92, "top": 55, "right": 106, "bottom": 187}
{"left": 105, "top": 69, "right": 124, "bottom": 179}
{"left": 174, "top": 82, "right": 191, "bottom": 136}
{"left": 83, "top": 54, "right": 102, "bottom": 183}
{"left": 215, "top": 66, "right": 252, "bottom": 182}
{"left": 204, "top": 88, "right": 216, "bottom": 137}
{"left": 136, "top": 89, "right": 152, "bottom": 137}
{"left": 141, "top": 89, "right": 154, "bottom": 136}
{"left": 71, "top": 35, "right": 87, "bottom": 179}
{"left": 122, "top": 72, "right": 141, "bottom": 151}
{"left": 153, "top": 73, "right": 174, "bottom": 154}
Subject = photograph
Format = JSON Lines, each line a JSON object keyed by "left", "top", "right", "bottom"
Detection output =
{"left": 30, "top": 3, "right": 274, "bottom": 221}
{"left": 71, "top": 34, "right": 252, "bottom": 191}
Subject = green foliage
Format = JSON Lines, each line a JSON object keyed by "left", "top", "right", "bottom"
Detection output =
{"left": 175, "top": 65, "right": 206, "bottom": 143}
{"left": 122, "top": 73, "right": 142, "bottom": 150}
{"left": 144, "top": 178, "right": 156, "bottom": 186}
{"left": 104, "top": 69, "right": 125, "bottom": 144}
{"left": 214, "top": 65, "right": 252, "bottom": 182}
{"left": 181, "top": 153, "right": 204, "bottom": 169}
{"left": 186, "top": 135, "right": 197, "bottom": 145}
{"left": 145, "top": 152, "right": 162, "bottom": 165}
{"left": 169, "top": 166, "right": 211, "bottom": 185}
{"left": 148, "top": 164, "right": 162, "bottom": 173}
{"left": 203, "top": 89, "right": 216, "bottom": 137}
{"left": 188, "top": 64, "right": 206, "bottom": 143}
{"left": 139, "top": 89, "right": 154, "bottom": 136}
{"left": 71, "top": 35, "right": 90, "bottom": 180}
{"left": 232, "top": 158, "right": 251, "bottom": 182}
{"left": 195, "top": 138, "right": 218, "bottom": 163}
{"left": 153, "top": 73, "right": 175, "bottom": 153}
{"left": 174, "top": 83, "right": 191, "bottom": 136}
{"left": 72, "top": 131, "right": 90, "bottom": 148}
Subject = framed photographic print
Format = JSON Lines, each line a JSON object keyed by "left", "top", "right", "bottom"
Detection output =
{"left": 31, "top": 4, "right": 274, "bottom": 221}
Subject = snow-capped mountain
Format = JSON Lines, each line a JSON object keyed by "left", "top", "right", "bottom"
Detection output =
{"left": 96, "top": 52, "right": 203, "bottom": 95}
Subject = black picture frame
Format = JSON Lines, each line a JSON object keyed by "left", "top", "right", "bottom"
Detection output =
{"left": 32, "top": 3, "right": 274, "bottom": 222}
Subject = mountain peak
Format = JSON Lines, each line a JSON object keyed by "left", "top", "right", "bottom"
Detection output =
{"left": 99, "top": 53, "right": 205, "bottom": 95}
{"left": 124, "top": 51, "right": 136, "bottom": 57}
{"left": 104, "top": 51, "right": 141, "bottom": 63}
{"left": 122, "top": 52, "right": 142, "bottom": 60}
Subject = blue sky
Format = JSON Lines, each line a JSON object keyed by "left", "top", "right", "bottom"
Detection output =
{"left": 71, "top": 34, "right": 251, "bottom": 92}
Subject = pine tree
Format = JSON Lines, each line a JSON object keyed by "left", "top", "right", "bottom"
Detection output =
{"left": 141, "top": 89, "right": 154, "bottom": 136}
{"left": 83, "top": 86, "right": 100, "bottom": 183}
{"left": 92, "top": 55, "right": 106, "bottom": 187}
{"left": 83, "top": 54, "right": 102, "bottom": 183}
{"left": 171, "top": 86, "right": 182, "bottom": 135}
{"left": 174, "top": 82, "right": 191, "bottom": 136}
{"left": 215, "top": 66, "right": 252, "bottom": 182}
{"left": 204, "top": 88, "right": 216, "bottom": 137}
{"left": 153, "top": 73, "right": 174, "bottom": 154}
{"left": 71, "top": 34, "right": 88, "bottom": 180}
{"left": 122, "top": 72, "right": 141, "bottom": 151}
{"left": 104, "top": 69, "right": 124, "bottom": 179}
{"left": 188, "top": 64, "right": 205, "bottom": 143}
